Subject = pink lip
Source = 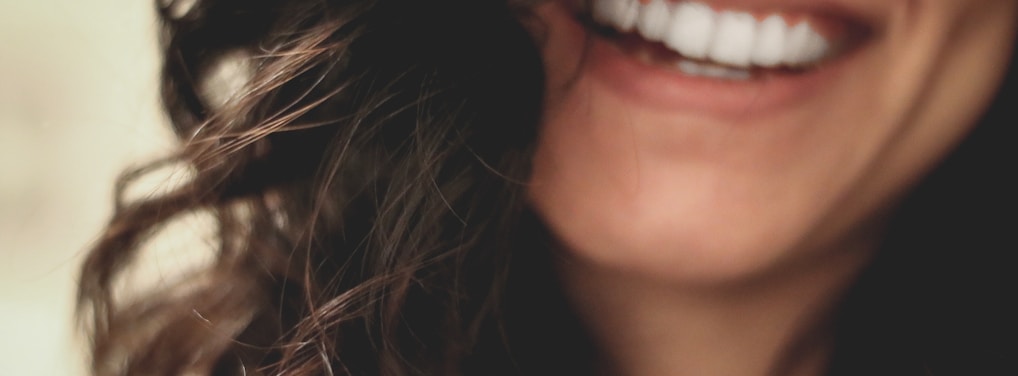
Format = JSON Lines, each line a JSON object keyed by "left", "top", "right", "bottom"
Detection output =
{"left": 550, "top": 1, "right": 872, "bottom": 118}
{"left": 587, "top": 36, "right": 851, "bottom": 116}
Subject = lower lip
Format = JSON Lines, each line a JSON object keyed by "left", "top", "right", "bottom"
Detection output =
{"left": 578, "top": 22, "right": 856, "bottom": 117}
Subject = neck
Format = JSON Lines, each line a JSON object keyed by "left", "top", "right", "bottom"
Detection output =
{"left": 558, "top": 241, "right": 874, "bottom": 376}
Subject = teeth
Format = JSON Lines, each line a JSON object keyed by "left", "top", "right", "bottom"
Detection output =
{"left": 665, "top": 2, "right": 716, "bottom": 60}
{"left": 593, "top": 0, "right": 641, "bottom": 32}
{"left": 677, "top": 60, "right": 752, "bottom": 80}
{"left": 637, "top": 0, "right": 672, "bottom": 41}
{"left": 783, "top": 22, "right": 829, "bottom": 66}
{"left": 593, "top": 0, "right": 834, "bottom": 69}
{"left": 708, "top": 11, "right": 757, "bottom": 67}
{"left": 752, "top": 15, "right": 787, "bottom": 67}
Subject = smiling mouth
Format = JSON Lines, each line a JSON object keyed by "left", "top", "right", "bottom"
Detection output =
{"left": 580, "top": 0, "right": 873, "bottom": 80}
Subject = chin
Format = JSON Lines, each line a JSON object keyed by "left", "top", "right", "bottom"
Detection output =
{"left": 528, "top": 142, "right": 839, "bottom": 285}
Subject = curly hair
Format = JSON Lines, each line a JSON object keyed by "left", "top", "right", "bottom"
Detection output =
{"left": 77, "top": 0, "right": 598, "bottom": 374}
{"left": 78, "top": 0, "right": 1018, "bottom": 375}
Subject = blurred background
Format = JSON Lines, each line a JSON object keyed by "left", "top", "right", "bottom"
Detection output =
{"left": 1, "top": 1, "right": 173, "bottom": 374}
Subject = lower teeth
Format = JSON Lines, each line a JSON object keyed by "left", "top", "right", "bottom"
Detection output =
{"left": 623, "top": 31, "right": 755, "bottom": 81}
{"left": 676, "top": 60, "right": 752, "bottom": 80}
{"left": 632, "top": 41, "right": 754, "bottom": 81}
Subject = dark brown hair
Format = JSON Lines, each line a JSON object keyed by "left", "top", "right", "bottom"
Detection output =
{"left": 76, "top": 0, "right": 593, "bottom": 374}
{"left": 78, "top": 0, "right": 1017, "bottom": 375}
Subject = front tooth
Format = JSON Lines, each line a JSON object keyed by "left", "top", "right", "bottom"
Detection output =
{"left": 783, "top": 22, "right": 829, "bottom": 66}
{"left": 752, "top": 15, "right": 787, "bottom": 67}
{"left": 665, "top": 2, "right": 717, "bottom": 60}
{"left": 708, "top": 11, "right": 757, "bottom": 68}
{"left": 637, "top": 0, "right": 672, "bottom": 42}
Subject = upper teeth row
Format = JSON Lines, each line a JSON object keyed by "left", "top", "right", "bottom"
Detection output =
{"left": 592, "top": 0, "right": 833, "bottom": 68}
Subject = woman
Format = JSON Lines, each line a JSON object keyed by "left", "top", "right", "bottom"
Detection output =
{"left": 79, "top": 0, "right": 1017, "bottom": 374}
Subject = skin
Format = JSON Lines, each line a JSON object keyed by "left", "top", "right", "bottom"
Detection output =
{"left": 526, "top": 0, "right": 1018, "bottom": 375}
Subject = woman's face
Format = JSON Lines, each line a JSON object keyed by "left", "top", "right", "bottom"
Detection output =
{"left": 528, "top": 0, "right": 1017, "bottom": 283}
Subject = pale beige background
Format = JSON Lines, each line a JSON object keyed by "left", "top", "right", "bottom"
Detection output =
{"left": 1, "top": 1, "right": 174, "bottom": 374}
